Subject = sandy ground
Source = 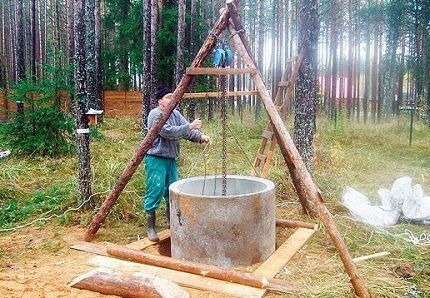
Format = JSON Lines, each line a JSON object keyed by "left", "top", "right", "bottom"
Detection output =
{"left": 0, "top": 225, "right": 242, "bottom": 298}
{"left": 0, "top": 226, "right": 117, "bottom": 298}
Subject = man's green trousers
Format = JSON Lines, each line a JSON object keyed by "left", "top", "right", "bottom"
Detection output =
{"left": 144, "top": 155, "right": 178, "bottom": 212}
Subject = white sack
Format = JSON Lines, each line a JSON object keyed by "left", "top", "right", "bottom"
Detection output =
{"left": 342, "top": 177, "right": 430, "bottom": 227}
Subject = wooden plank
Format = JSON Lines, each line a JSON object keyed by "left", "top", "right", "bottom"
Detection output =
{"left": 71, "top": 242, "right": 109, "bottom": 256}
{"left": 254, "top": 228, "right": 315, "bottom": 278}
{"left": 182, "top": 90, "right": 259, "bottom": 99}
{"left": 186, "top": 67, "right": 257, "bottom": 75}
{"left": 88, "top": 256, "right": 263, "bottom": 298}
{"left": 126, "top": 229, "right": 171, "bottom": 250}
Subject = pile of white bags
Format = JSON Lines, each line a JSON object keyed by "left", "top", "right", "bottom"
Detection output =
{"left": 342, "top": 177, "right": 430, "bottom": 227}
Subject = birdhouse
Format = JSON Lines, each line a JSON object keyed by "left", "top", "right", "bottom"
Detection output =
{"left": 86, "top": 108, "right": 103, "bottom": 125}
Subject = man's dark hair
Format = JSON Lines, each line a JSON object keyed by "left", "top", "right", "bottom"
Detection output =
{"left": 154, "top": 86, "right": 172, "bottom": 100}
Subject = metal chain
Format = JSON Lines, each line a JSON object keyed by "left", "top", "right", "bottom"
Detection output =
{"left": 220, "top": 74, "right": 227, "bottom": 196}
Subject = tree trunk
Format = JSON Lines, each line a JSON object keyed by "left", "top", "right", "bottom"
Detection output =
{"left": 119, "top": 0, "right": 130, "bottom": 90}
{"left": 363, "top": 10, "right": 370, "bottom": 124}
{"left": 371, "top": 21, "right": 378, "bottom": 121}
{"left": 346, "top": 0, "right": 353, "bottom": 119}
{"left": 30, "top": 0, "right": 36, "bottom": 81}
{"left": 396, "top": 32, "right": 405, "bottom": 115}
{"left": 67, "top": 0, "right": 75, "bottom": 113}
{"left": 329, "top": 0, "right": 339, "bottom": 118}
{"left": 175, "top": 0, "right": 186, "bottom": 113}
{"left": 256, "top": 0, "right": 264, "bottom": 119}
{"left": 74, "top": 0, "right": 93, "bottom": 209}
{"left": 94, "top": 0, "right": 103, "bottom": 121}
{"left": 150, "top": 0, "right": 158, "bottom": 101}
{"left": 16, "top": 0, "right": 25, "bottom": 113}
{"left": 86, "top": 0, "right": 97, "bottom": 112}
{"left": 142, "top": 0, "right": 152, "bottom": 135}
{"left": 294, "top": 0, "right": 318, "bottom": 176}
{"left": 175, "top": 0, "right": 186, "bottom": 86}
{"left": 187, "top": 0, "right": 197, "bottom": 121}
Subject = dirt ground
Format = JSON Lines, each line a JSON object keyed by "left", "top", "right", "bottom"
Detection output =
{"left": 0, "top": 226, "right": 118, "bottom": 298}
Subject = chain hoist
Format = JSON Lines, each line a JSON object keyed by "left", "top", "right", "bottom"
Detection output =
{"left": 213, "top": 35, "right": 232, "bottom": 196}
{"left": 220, "top": 74, "right": 227, "bottom": 196}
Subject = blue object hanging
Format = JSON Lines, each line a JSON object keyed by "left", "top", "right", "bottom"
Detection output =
{"left": 213, "top": 48, "right": 226, "bottom": 68}
{"left": 213, "top": 39, "right": 233, "bottom": 68}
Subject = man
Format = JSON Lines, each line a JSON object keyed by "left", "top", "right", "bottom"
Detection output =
{"left": 144, "top": 86, "right": 210, "bottom": 241}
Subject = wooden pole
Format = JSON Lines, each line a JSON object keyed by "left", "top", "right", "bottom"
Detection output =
{"left": 69, "top": 267, "right": 189, "bottom": 298}
{"left": 226, "top": 3, "right": 371, "bottom": 297}
{"left": 106, "top": 244, "right": 296, "bottom": 295}
{"left": 83, "top": 5, "right": 233, "bottom": 242}
{"left": 275, "top": 218, "right": 317, "bottom": 230}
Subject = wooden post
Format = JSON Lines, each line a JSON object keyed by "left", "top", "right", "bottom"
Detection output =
{"left": 226, "top": 2, "right": 371, "bottom": 297}
{"left": 69, "top": 267, "right": 189, "bottom": 298}
{"left": 83, "top": 4, "right": 234, "bottom": 242}
{"left": 106, "top": 244, "right": 296, "bottom": 295}
{"left": 275, "top": 218, "right": 317, "bottom": 230}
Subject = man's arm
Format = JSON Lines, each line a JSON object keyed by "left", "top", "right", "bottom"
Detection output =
{"left": 148, "top": 109, "right": 190, "bottom": 140}
{"left": 177, "top": 112, "right": 204, "bottom": 143}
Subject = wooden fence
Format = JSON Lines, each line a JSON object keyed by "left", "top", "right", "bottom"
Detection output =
{"left": 0, "top": 90, "right": 260, "bottom": 120}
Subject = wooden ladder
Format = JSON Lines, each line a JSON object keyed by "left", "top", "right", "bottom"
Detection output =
{"left": 252, "top": 53, "right": 304, "bottom": 178}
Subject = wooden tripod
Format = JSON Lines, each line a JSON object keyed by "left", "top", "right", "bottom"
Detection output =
{"left": 83, "top": 1, "right": 371, "bottom": 296}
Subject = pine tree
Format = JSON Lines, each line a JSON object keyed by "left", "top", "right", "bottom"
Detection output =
{"left": 74, "top": 0, "right": 93, "bottom": 208}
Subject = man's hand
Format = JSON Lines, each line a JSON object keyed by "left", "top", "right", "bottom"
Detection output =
{"left": 189, "top": 118, "right": 202, "bottom": 130}
{"left": 201, "top": 135, "right": 211, "bottom": 144}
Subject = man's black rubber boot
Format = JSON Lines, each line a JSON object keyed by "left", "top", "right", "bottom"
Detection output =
{"left": 166, "top": 204, "right": 170, "bottom": 228}
{"left": 146, "top": 211, "right": 159, "bottom": 242}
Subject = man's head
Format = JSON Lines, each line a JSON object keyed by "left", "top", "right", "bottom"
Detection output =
{"left": 154, "top": 86, "right": 172, "bottom": 110}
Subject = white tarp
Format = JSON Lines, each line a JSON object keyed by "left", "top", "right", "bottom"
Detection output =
{"left": 342, "top": 177, "right": 430, "bottom": 227}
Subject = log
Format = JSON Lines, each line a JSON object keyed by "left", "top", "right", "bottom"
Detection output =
{"left": 88, "top": 256, "right": 264, "bottom": 298}
{"left": 275, "top": 218, "right": 317, "bottom": 230}
{"left": 106, "top": 244, "right": 296, "bottom": 295}
{"left": 83, "top": 3, "right": 235, "bottom": 242}
{"left": 226, "top": 3, "right": 371, "bottom": 298}
{"left": 353, "top": 251, "right": 390, "bottom": 263}
{"left": 186, "top": 67, "right": 256, "bottom": 75}
{"left": 69, "top": 267, "right": 189, "bottom": 298}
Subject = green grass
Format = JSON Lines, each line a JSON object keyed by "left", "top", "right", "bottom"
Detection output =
{"left": 0, "top": 110, "right": 429, "bottom": 296}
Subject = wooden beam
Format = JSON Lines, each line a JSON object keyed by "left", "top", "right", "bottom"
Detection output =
{"left": 182, "top": 90, "right": 259, "bottom": 99}
{"left": 88, "top": 256, "right": 265, "bottom": 298}
{"left": 275, "top": 218, "right": 317, "bottom": 230}
{"left": 186, "top": 67, "right": 256, "bottom": 75}
{"left": 227, "top": 3, "right": 371, "bottom": 297}
{"left": 83, "top": 4, "right": 234, "bottom": 242}
{"left": 69, "top": 267, "right": 189, "bottom": 298}
{"left": 254, "top": 228, "right": 315, "bottom": 278}
{"left": 126, "top": 229, "right": 171, "bottom": 250}
{"left": 106, "top": 244, "right": 296, "bottom": 294}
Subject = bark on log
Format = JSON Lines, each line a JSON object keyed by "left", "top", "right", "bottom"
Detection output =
{"left": 69, "top": 267, "right": 189, "bottom": 298}
{"left": 106, "top": 244, "right": 296, "bottom": 295}
{"left": 227, "top": 3, "right": 370, "bottom": 298}
{"left": 275, "top": 218, "right": 317, "bottom": 230}
{"left": 83, "top": 4, "right": 235, "bottom": 242}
